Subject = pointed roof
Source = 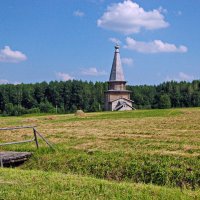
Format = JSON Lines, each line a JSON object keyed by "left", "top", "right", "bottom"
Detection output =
{"left": 109, "top": 45, "right": 125, "bottom": 82}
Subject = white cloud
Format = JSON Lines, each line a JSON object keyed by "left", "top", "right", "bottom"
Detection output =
{"left": 0, "top": 46, "right": 27, "bottom": 63}
{"left": 73, "top": 10, "right": 85, "bottom": 17}
{"left": 158, "top": 6, "right": 168, "bottom": 14}
{"left": 0, "top": 79, "right": 21, "bottom": 85}
{"left": 97, "top": 0, "right": 169, "bottom": 34}
{"left": 0, "top": 79, "right": 9, "bottom": 84}
{"left": 13, "top": 81, "right": 21, "bottom": 85}
{"left": 121, "top": 57, "right": 133, "bottom": 66}
{"left": 56, "top": 72, "right": 74, "bottom": 81}
{"left": 124, "top": 37, "right": 188, "bottom": 53}
{"left": 81, "top": 67, "right": 107, "bottom": 76}
{"left": 178, "top": 72, "right": 194, "bottom": 81}
{"left": 166, "top": 72, "right": 195, "bottom": 82}
{"left": 109, "top": 37, "right": 121, "bottom": 45}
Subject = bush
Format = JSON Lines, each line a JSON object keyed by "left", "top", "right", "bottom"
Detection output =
{"left": 27, "top": 107, "right": 40, "bottom": 114}
{"left": 39, "top": 101, "right": 55, "bottom": 113}
{"left": 159, "top": 94, "right": 171, "bottom": 109}
{"left": 4, "top": 103, "right": 27, "bottom": 116}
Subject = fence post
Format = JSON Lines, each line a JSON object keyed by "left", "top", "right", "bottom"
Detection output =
{"left": 0, "top": 156, "right": 3, "bottom": 168}
{"left": 33, "top": 128, "right": 39, "bottom": 149}
{"left": 35, "top": 130, "right": 54, "bottom": 150}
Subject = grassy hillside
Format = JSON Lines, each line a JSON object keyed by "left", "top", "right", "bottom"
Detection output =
{"left": 0, "top": 168, "right": 199, "bottom": 200}
{"left": 0, "top": 108, "right": 200, "bottom": 198}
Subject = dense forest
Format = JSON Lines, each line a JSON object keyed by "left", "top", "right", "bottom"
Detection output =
{"left": 0, "top": 80, "right": 200, "bottom": 116}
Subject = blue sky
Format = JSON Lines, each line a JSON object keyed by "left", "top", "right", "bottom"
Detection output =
{"left": 0, "top": 0, "right": 199, "bottom": 85}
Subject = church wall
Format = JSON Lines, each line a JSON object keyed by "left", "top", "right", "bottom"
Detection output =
{"left": 109, "top": 82, "right": 126, "bottom": 90}
{"left": 108, "top": 93, "right": 130, "bottom": 102}
{"left": 104, "top": 94, "right": 110, "bottom": 111}
{"left": 104, "top": 92, "right": 132, "bottom": 111}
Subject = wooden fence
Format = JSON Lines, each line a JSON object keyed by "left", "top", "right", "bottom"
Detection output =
{"left": 0, "top": 126, "right": 54, "bottom": 167}
{"left": 0, "top": 126, "right": 53, "bottom": 149}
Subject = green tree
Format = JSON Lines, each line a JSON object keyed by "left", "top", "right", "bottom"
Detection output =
{"left": 159, "top": 94, "right": 171, "bottom": 109}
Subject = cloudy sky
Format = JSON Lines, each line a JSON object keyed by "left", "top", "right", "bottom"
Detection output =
{"left": 0, "top": 0, "right": 199, "bottom": 85}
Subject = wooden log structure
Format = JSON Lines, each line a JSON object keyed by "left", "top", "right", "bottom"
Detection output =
{"left": 0, "top": 151, "right": 32, "bottom": 167}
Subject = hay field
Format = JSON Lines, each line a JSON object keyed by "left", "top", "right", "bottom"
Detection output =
{"left": 0, "top": 108, "right": 200, "bottom": 199}
{"left": 1, "top": 108, "right": 200, "bottom": 158}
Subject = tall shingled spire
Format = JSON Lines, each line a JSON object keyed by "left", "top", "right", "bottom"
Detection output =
{"left": 109, "top": 45, "right": 125, "bottom": 82}
{"left": 104, "top": 45, "right": 134, "bottom": 111}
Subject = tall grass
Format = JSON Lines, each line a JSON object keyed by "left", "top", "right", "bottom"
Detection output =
{"left": 0, "top": 168, "right": 199, "bottom": 200}
{"left": 21, "top": 147, "right": 200, "bottom": 189}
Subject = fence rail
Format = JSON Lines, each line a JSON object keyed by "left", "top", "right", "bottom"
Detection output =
{"left": 0, "top": 126, "right": 53, "bottom": 149}
{"left": 0, "top": 126, "right": 37, "bottom": 131}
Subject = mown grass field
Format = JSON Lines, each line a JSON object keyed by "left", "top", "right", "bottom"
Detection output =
{"left": 0, "top": 108, "right": 200, "bottom": 199}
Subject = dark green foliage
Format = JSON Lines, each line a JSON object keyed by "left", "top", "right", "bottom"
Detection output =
{"left": 159, "top": 94, "right": 171, "bottom": 109}
{"left": 0, "top": 80, "right": 200, "bottom": 115}
{"left": 0, "top": 81, "right": 107, "bottom": 115}
{"left": 3, "top": 103, "right": 27, "bottom": 116}
{"left": 39, "top": 101, "right": 55, "bottom": 113}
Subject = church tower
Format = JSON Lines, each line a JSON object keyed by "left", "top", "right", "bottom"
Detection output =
{"left": 104, "top": 45, "right": 134, "bottom": 111}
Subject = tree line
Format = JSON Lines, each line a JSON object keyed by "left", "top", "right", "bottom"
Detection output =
{"left": 0, "top": 80, "right": 200, "bottom": 116}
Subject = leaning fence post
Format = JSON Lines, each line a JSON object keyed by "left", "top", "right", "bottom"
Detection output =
{"left": 0, "top": 158, "right": 3, "bottom": 168}
{"left": 35, "top": 130, "right": 54, "bottom": 150}
{"left": 0, "top": 155, "right": 3, "bottom": 168}
{"left": 33, "top": 128, "right": 39, "bottom": 149}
